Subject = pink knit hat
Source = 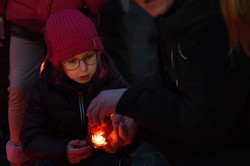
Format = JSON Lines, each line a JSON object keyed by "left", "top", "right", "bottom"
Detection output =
{"left": 44, "top": 9, "right": 104, "bottom": 70}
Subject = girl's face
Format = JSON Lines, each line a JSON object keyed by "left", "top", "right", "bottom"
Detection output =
{"left": 61, "top": 50, "right": 99, "bottom": 84}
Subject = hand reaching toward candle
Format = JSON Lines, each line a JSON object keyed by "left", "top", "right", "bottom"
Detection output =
{"left": 103, "top": 114, "right": 138, "bottom": 153}
{"left": 66, "top": 139, "right": 93, "bottom": 164}
{"left": 87, "top": 88, "right": 127, "bottom": 126}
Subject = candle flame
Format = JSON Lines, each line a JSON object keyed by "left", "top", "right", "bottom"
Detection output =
{"left": 91, "top": 131, "right": 107, "bottom": 147}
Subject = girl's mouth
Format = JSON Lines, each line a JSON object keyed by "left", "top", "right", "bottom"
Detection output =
{"left": 80, "top": 75, "right": 89, "bottom": 80}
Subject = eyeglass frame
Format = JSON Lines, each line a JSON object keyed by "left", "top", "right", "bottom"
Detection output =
{"left": 61, "top": 50, "right": 100, "bottom": 71}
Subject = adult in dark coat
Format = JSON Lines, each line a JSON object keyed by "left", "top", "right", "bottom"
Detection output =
{"left": 87, "top": 0, "right": 250, "bottom": 165}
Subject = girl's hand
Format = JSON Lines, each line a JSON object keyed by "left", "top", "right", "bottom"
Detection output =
{"left": 66, "top": 139, "right": 92, "bottom": 164}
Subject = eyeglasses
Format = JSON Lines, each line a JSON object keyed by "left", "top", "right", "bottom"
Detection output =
{"left": 62, "top": 51, "right": 99, "bottom": 71}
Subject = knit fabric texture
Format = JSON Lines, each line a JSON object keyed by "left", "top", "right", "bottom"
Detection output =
{"left": 44, "top": 9, "right": 104, "bottom": 70}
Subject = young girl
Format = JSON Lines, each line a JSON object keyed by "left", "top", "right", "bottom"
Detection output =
{"left": 19, "top": 9, "right": 132, "bottom": 166}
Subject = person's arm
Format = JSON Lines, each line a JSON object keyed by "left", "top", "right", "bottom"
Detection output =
{"left": 20, "top": 80, "right": 71, "bottom": 164}
{"left": 88, "top": 14, "right": 250, "bottom": 152}
{"left": 0, "top": 0, "right": 6, "bottom": 41}
{"left": 117, "top": 17, "right": 250, "bottom": 151}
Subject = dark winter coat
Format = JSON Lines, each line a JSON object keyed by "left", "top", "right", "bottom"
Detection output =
{"left": 116, "top": 0, "right": 250, "bottom": 165}
{"left": 20, "top": 53, "right": 128, "bottom": 165}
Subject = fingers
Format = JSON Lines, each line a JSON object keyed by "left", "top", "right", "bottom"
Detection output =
{"left": 69, "top": 156, "right": 81, "bottom": 164}
{"left": 110, "top": 123, "right": 119, "bottom": 145}
{"left": 69, "top": 139, "right": 80, "bottom": 147}
{"left": 103, "top": 144, "right": 118, "bottom": 154}
{"left": 67, "top": 140, "right": 93, "bottom": 164}
{"left": 87, "top": 98, "right": 109, "bottom": 126}
{"left": 87, "top": 89, "right": 126, "bottom": 127}
{"left": 80, "top": 151, "right": 92, "bottom": 160}
{"left": 111, "top": 114, "right": 123, "bottom": 124}
{"left": 118, "top": 122, "right": 128, "bottom": 141}
{"left": 103, "top": 123, "right": 120, "bottom": 153}
{"left": 78, "top": 140, "right": 88, "bottom": 148}
{"left": 87, "top": 97, "right": 102, "bottom": 126}
{"left": 70, "top": 144, "right": 92, "bottom": 154}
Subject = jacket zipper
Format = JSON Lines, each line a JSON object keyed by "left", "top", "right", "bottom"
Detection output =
{"left": 170, "top": 50, "right": 175, "bottom": 70}
{"left": 78, "top": 91, "right": 85, "bottom": 139}
{"left": 171, "top": 50, "right": 179, "bottom": 87}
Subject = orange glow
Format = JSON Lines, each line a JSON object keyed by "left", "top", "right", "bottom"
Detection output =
{"left": 40, "top": 55, "right": 49, "bottom": 74}
{"left": 91, "top": 131, "right": 107, "bottom": 147}
{"left": 40, "top": 61, "right": 45, "bottom": 74}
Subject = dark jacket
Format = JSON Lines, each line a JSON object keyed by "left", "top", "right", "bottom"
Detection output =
{"left": 20, "top": 53, "right": 128, "bottom": 165}
{"left": 116, "top": 0, "right": 250, "bottom": 165}
{"left": 0, "top": 0, "right": 109, "bottom": 33}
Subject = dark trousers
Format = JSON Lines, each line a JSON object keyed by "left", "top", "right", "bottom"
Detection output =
{"left": 39, "top": 153, "right": 130, "bottom": 166}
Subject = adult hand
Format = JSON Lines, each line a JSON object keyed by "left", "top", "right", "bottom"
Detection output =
{"left": 135, "top": 0, "right": 175, "bottom": 17}
{"left": 66, "top": 139, "right": 92, "bottom": 164}
{"left": 87, "top": 88, "right": 127, "bottom": 126}
{"left": 103, "top": 114, "right": 138, "bottom": 153}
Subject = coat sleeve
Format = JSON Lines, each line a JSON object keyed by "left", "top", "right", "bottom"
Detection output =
{"left": 0, "top": 0, "right": 7, "bottom": 15}
{"left": 116, "top": 15, "right": 250, "bottom": 152}
{"left": 20, "top": 80, "right": 70, "bottom": 165}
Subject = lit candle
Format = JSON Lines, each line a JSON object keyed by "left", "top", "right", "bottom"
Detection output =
{"left": 87, "top": 118, "right": 113, "bottom": 148}
{"left": 91, "top": 131, "right": 107, "bottom": 148}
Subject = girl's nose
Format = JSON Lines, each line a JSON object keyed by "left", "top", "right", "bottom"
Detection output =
{"left": 79, "top": 60, "right": 88, "bottom": 71}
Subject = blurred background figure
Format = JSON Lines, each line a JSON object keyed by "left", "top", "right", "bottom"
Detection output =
{"left": 100, "top": 0, "right": 135, "bottom": 84}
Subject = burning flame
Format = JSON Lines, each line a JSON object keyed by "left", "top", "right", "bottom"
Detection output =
{"left": 91, "top": 131, "right": 107, "bottom": 147}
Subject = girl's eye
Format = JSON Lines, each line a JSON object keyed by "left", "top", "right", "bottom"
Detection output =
{"left": 67, "top": 59, "right": 77, "bottom": 64}
{"left": 86, "top": 53, "right": 95, "bottom": 59}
